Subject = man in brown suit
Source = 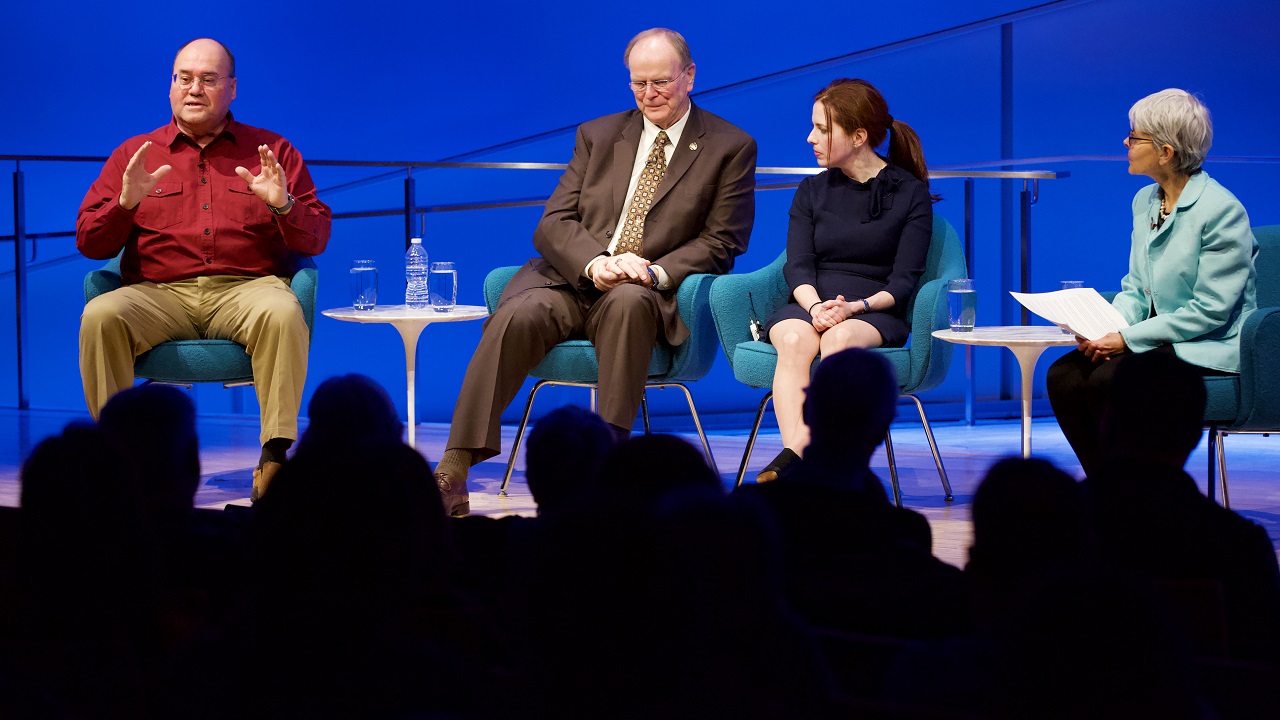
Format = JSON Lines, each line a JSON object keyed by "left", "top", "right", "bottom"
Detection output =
{"left": 433, "top": 28, "right": 757, "bottom": 516}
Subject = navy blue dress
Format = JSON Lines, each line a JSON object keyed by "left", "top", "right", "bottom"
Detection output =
{"left": 764, "top": 163, "right": 932, "bottom": 347}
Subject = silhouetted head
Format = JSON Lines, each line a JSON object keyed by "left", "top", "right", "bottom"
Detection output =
{"left": 598, "top": 434, "right": 722, "bottom": 505}
{"left": 803, "top": 348, "right": 898, "bottom": 462}
{"left": 1099, "top": 351, "right": 1206, "bottom": 468}
{"left": 19, "top": 423, "right": 154, "bottom": 585}
{"left": 251, "top": 438, "right": 449, "bottom": 617}
{"left": 969, "top": 457, "right": 1092, "bottom": 582}
{"left": 526, "top": 405, "right": 615, "bottom": 514}
{"left": 97, "top": 384, "right": 200, "bottom": 520}
{"left": 299, "top": 374, "right": 403, "bottom": 455}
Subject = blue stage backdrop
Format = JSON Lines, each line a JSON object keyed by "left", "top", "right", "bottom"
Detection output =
{"left": 2, "top": 0, "right": 1278, "bottom": 432}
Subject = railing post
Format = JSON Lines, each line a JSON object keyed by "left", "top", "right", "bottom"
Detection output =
{"left": 964, "top": 178, "right": 975, "bottom": 426}
{"left": 12, "top": 166, "right": 30, "bottom": 409}
{"left": 404, "top": 170, "right": 416, "bottom": 249}
{"left": 1020, "top": 179, "right": 1034, "bottom": 325}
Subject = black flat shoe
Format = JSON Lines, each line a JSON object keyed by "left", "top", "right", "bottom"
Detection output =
{"left": 756, "top": 448, "right": 799, "bottom": 483}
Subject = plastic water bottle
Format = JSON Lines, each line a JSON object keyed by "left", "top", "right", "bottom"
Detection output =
{"left": 405, "top": 237, "right": 429, "bottom": 309}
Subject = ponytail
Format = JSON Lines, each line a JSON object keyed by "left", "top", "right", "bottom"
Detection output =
{"left": 887, "top": 119, "right": 929, "bottom": 186}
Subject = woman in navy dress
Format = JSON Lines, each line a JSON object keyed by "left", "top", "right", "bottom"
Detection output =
{"left": 758, "top": 78, "right": 933, "bottom": 482}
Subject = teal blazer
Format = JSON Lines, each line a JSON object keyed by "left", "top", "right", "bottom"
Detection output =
{"left": 1114, "top": 171, "right": 1257, "bottom": 373}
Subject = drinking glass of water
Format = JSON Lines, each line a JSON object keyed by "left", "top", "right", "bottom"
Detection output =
{"left": 429, "top": 262, "right": 457, "bottom": 313}
{"left": 349, "top": 260, "right": 378, "bottom": 310}
{"left": 1059, "top": 280, "right": 1084, "bottom": 333}
{"left": 947, "top": 278, "right": 976, "bottom": 332}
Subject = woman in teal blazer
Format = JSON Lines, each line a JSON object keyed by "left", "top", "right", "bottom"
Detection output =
{"left": 1047, "top": 89, "right": 1257, "bottom": 476}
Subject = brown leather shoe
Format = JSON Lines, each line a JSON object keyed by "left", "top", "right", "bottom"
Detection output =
{"left": 251, "top": 460, "right": 283, "bottom": 503}
{"left": 434, "top": 471, "right": 471, "bottom": 517}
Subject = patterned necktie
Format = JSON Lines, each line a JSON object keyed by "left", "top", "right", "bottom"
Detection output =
{"left": 614, "top": 130, "right": 670, "bottom": 257}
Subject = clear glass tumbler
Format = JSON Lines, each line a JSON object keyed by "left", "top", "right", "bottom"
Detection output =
{"left": 350, "top": 260, "right": 378, "bottom": 310}
{"left": 947, "top": 278, "right": 976, "bottom": 332}
{"left": 429, "top": 261, "right": 457, "bottom": 313}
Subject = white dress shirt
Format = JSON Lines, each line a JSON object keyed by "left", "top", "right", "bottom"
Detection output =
{"left": 584, "top": 107, "right": 691, "bottom": 289}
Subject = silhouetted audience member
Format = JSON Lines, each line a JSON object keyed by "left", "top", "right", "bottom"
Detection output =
{"left": 1088, "top": 350, "right": 1280, "bottom": 663}
{"left": 888, "top": 457, "right": 1209, "bottom": 719}
{"left": 97, "top": 383, "right": 251, "bottom": 708}
{"left": 737, "top": 348, "right": 966, "bottom": 640}
{"left": 520, "top": 488, "right": 831, "bottom": 718}
{"left": 525, "top": 404, "right": 615, "bottom": 515}
{"left": 98, "top": 384, "right": 201, "bottom": 522}
{"left": 966, "top": 458, "right": 1097, "bottom": 624}
{"left": 294, "top": 373, "right": 403, "bottom": 459}
{"left": 451, "top": 405, "right": 614, "bottom": 639}
{"left": 1, "top": 424, "right": 161, "bottom": 719}
{"left": 239, "top": 439, "right": 508, "bottom": 718}
{"left": 597, "top": 433, "right": 723, "bottom": 506}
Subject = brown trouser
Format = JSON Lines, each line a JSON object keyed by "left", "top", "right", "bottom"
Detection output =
{"left": 80, "top": 275, "right": 309, "bottom": 446}
{"left": 446, "top": 282, "right": 661, "bottom": 465}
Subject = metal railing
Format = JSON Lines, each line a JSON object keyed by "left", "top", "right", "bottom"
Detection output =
{"left": 2, "top": 153, "right": 1065, "bottom": 418}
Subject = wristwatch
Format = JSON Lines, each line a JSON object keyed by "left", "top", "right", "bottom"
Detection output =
{"left": 268, "top": 193, "right": 295, "bottom": 216}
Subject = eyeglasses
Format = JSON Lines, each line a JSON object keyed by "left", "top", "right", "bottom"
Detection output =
{"left": 172, "top": 73, "right": 231, "bottom": 89}
{"left": 629, "top": 68, "right": 689, "bottom": 95}
{"left": 1126, "top": 134, "right": 1157, "bottom": 146}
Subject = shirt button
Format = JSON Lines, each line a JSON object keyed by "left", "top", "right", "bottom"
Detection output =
{"left": 203, "top": 203, "right": 209, "bottom": 210}
{"left": 204, "top": 228, "right": 211, "bottom": 235}
{"left": 201, "top": 177, "right": 208, "bottom": 184}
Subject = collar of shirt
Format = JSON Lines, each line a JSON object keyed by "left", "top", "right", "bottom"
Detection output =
{"left": 639, "top": 107, "right": 690, "bottom": 165}
{"left": 159, "top": 112, "right": 241, "bottom": 150}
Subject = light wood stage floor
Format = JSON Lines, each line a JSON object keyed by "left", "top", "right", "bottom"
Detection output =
{"left": 2, "top": 407, "right": 1277, "bottom": 569}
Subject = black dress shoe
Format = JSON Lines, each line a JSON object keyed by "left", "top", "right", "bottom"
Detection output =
{"left": 756, "top": 448, "right": 799, "bottom": 483}
{"left": 434, "top": 471, "right": 471, "bottom": 517}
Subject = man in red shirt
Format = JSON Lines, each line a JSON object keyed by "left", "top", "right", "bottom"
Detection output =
{"left": 77, "top": 38, "right": 331, "bottom": 501}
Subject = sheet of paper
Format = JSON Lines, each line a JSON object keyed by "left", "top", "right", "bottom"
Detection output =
{"left": 1009, "top": 288, "right": 1130, "bottom": 341}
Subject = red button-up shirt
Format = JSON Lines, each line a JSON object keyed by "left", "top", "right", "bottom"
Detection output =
{"left": 76, "top": 115, "right": 331, "bottom": 284}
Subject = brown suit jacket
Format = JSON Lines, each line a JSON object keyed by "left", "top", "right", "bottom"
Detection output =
{"left": 503, "top": 104, "right": 757, "bottom": 345}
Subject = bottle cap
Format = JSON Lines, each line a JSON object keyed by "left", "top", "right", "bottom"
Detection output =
{"left": 410, "top": 237, "right": 422, "bottom": 244}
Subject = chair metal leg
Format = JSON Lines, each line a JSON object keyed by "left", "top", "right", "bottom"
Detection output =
{"left": 651, "top": 382, "right": 718, "bottom": 476}
{"left": 1203, "top": 425, "right": 1213, "bottom": 499}
{"left": 1216, "top": 429, "right": 1231, "bottom": 509}
{"left": 499, "top": 379, "right": 553, "bottom": 496}
{"left": 640, "top": 391, "right": 651, "bottom": 436}
{"left": 883, "top": 429, "right": 903, "bottom": 508}
{"left": 736, "top": 392, "right": 773, "bottom": 488}
{"left": 904, "top": 393, "right": 954, "bottom": 501}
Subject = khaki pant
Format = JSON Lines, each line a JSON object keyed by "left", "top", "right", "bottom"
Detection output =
{"left": 80, "top": 275, "right": 309, "bottom": 446}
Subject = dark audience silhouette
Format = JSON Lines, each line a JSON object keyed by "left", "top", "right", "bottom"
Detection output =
{"left": 2, "top": 365, "right": 1277, "bottom": 718}
{"left": 1088, "top": 350, "right": 1280, "bottom": 664}
{"left": 294, "top": 372, "right": 404, "bottom": 459}
{"left": 3, "top": 424, "right": 161, "bottom": 719}
{"left": 889, "top": 457, "right": 1211, "bottom": 719}
{"left": 524, "top": 403, "right": 615, "bottom": 515}
{"left": 737, "top": 348, "right": 968, "bottom": 640}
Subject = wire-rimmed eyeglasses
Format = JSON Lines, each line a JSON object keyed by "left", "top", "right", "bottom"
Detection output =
{"left": 628, "top": 67, "right": 689, "bottom": 95}
{"left": 172, "top": 73, "right": 231, "bottom": 89}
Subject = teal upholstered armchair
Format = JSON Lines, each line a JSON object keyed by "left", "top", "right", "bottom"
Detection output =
{"left": 83, "top": 254, "right": 318, "bottom": 386}
{"left": 708, "top": 215, "right": 966, "bottom": 505}
{"left": 482, "top": 266, "right": 720, "bottom": 493}
{"left": 1203, "top": 224, "right": 1280, "bottom": 507}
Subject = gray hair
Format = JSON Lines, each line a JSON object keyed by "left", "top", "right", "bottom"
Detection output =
{"left": 623, "top": 28, "right": 692, "bottom": 69}
{"left": 1128, "top": 89, "right": 1213, "bottom": 175}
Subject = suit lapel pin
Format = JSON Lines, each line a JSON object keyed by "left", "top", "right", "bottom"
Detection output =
{"left": 688, "top": 142, "right": 698, "bottom": 151}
